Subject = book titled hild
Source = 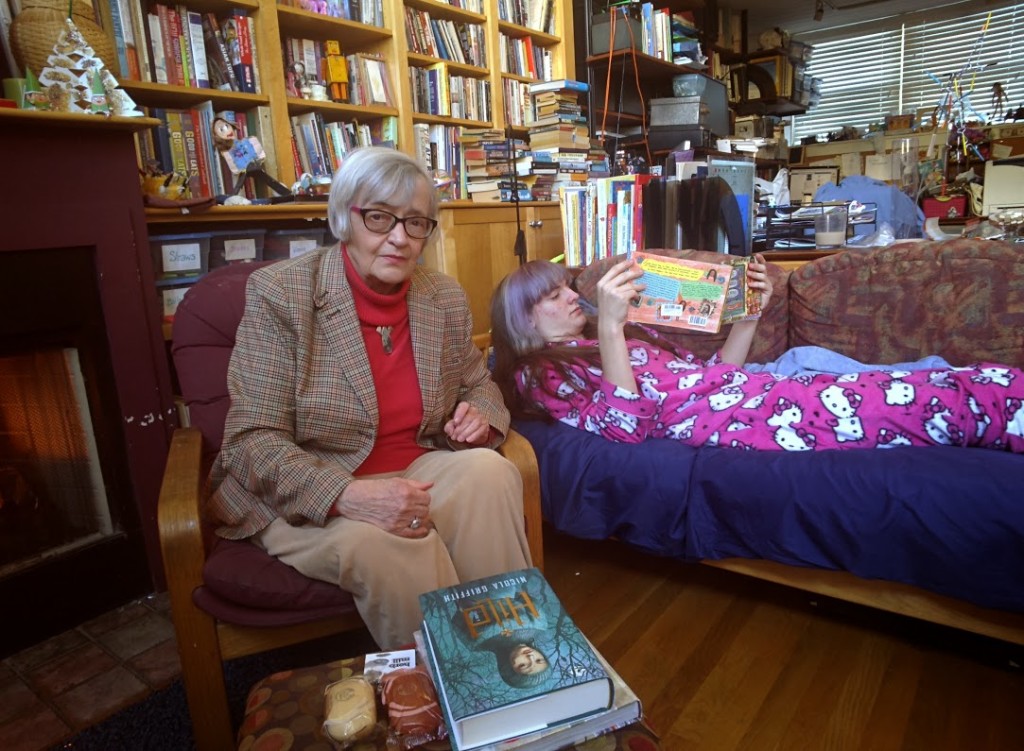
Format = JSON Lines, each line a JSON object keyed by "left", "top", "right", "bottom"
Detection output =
{"left": 418, "top": 568, "right": 613, "bottom": 751}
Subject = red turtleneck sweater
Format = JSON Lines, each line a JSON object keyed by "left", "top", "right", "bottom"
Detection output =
{"left": 343, "top": 249, "right": 428, "bottom": 476}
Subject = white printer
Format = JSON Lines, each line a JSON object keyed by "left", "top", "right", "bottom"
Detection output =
{"left": 982, "top": 158, "right": 1024, "bottom": 216}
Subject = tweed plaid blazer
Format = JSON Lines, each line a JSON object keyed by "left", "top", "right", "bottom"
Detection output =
{"left": 208, "top": 245, "right": 511, "bottom": 540}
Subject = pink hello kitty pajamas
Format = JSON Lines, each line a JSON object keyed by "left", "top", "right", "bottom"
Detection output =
{"left": 517, "top": 338, "right": 1024, "bottom": 452}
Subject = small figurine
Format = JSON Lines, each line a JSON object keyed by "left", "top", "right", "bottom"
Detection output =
{"left": 323, "top": 40, "right": 349, "bottom": 102}
{"left": 211, "top": 116, "right": 292, "bottom": 202}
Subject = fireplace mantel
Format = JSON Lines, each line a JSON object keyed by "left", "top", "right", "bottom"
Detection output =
{"left": 0, "top": 111, "right": 177, "bottom": 649}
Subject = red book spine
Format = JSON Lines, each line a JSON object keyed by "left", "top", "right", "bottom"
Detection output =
{"left": 231, "top": 9, "right": 255, "bottom": 93}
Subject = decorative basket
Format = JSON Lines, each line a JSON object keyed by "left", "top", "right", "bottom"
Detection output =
{"left": 10, "top": 0, "right": 120, "bottom": 78}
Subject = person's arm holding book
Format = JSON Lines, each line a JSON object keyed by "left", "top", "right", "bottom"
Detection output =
{"left": 718, "top": 253, "right": 773, "bottom": 366}
{"left": 594, "top": 259, "right": 646, "bottom": 394}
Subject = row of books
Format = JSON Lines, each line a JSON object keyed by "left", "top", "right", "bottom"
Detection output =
{"left": 409, "top": 63, "right": 492, "bottom": 121}
{"left": 140, "top": 104, "right": 274, "bottom": 201}
{"left": 345, "top": 52, "right": 397, "bottom": 107}
{"left": 498, "top": 34, "right": 553, "bottom": 81}
{"left": 413, "top": 122, "right": 465, "bottom": 200}
{"left": 497, "top": 0, "right": 556, "bottom": 35}
{"left": 501, "top": 78, "right": 533, "bottom": 128}
{"left": 638, "top": 4, "right": 703, "bottom": 67}
{"left": 107, "top": 1, "right": 258, "bottom": 93}
{"left": 557, "top": 173, "right": 655, "bottom": 267}
{"left": 525, "top": 80, "right": 594, "bottom": 202}
{"left": 290, "top": 112, "right": 398, "bottom": 180}
{"left": 404, "top": 7, "right": 488, "bottom": 68}
{"left": 463, "top": 129, "right": 529, "bottom": 203}
{"left": 417, "top": 567, "right": 642, "bottom": 751}
{"left": 276, "top": 0, "right": 383, "bottom": 26}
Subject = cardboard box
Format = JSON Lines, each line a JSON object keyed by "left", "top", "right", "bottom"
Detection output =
{"left": 150, "top": 233, "right": 210, "bottom": 278}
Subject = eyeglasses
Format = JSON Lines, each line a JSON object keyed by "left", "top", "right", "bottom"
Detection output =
{"left": 350, "top": 207, "right": 437, "bottom": 239}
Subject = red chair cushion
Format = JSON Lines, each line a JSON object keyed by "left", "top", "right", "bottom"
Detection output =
{"left": 200, "top": 538, "right": 354, "bottom": 618}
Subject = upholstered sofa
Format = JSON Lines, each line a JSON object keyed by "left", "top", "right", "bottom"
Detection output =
{"left": 513, "top": 238, "right": 1024, "bottom": 646}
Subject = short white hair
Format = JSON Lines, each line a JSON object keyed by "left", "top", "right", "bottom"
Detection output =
{"left": 326, "top": 147, "right": 438, "bottom": 242}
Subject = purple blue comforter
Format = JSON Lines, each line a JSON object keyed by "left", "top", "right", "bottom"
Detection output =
{"left": 514, "top": 418, "right": 1024, "bottom": 612}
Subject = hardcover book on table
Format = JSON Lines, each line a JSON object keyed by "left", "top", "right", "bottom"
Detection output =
{"left": 478, "top": 641, "right": 642, "bottom": 751}
{"left": 419, "top": 567, "right": 613, "bottom": 751}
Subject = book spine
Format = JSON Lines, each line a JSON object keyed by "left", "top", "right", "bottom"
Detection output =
{"left": 250, "top": 105, "right": 279, "bottom": 192}
{"left": 175, "top": 5, "right": 193, "bottom": 86}
{"left": 230, "top": 9, "right": 256, "bottom": 93}
{"left": 146, "top": 12, "right": 167, "bottom": 84}
{"left": 149, "top": 107, "right": 173, "bottom": 173}
{"left": 120, "top": 0, "right": 142, "bottom": 78}
{"left": 180, "top": 111, "right": 202, "bottom": 193}
{"left": 116, "top": 0, "right": 141, "bottom": 79}
{"left": 186, "top": 11, "right": 210, "bottom": 88}
{"left": 162, "top": 5, "right": 185, "bottom": 86}
{"left": 188, "top": 108, "right": 211, "bottom": 198}
{"left": 106, "top": 0, "right": 132, "bottom": 79}
{"left": 165, "top": 109, "right": 188, "bottom": 176}
{"left": 206, "top": 13, "right": 241, "bottom": 91}
{"left": 246, "top": 14, "right": 261, "bottom": 93}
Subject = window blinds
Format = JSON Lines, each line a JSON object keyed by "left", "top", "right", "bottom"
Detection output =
{"left": 792, "top": 3, "right": 1023, "bottom": 141}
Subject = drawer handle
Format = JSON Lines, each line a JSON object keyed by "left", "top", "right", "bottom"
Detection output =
{"left": 528, "top": 220, "right": 543, "bottom": 228}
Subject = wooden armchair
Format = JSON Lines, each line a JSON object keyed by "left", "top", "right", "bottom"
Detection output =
{"left": 157, "top": 262, "right": 543, "bottom": 751}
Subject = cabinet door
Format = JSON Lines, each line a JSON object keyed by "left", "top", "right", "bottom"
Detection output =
{"left": 429, "top": 205, "right": 563, "bottom": 335}
{"left": 525, "top": 205, "right": 564, "bottom": 262}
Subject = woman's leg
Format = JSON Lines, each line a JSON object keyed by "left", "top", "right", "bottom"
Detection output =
{"left": 256, "top": 514, "right": 461, "bottom": 649}
{"left": 404, "top": 448, "right": 532, "bottom": 580}
{"left": 253, "top": 448, "right": 530, "bottom": 648}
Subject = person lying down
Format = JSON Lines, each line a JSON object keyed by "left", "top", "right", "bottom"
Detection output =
{"left": 489, "top": 259, "right": 1024, "bottom": 453}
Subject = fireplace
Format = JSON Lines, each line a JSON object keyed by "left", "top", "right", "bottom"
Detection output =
{"left": 0, "top": 112, "right": 177, "bottom": 656}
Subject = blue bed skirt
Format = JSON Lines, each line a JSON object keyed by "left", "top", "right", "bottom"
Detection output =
{"left": 514, "top": 419, "right": 1024, "bottom": 613}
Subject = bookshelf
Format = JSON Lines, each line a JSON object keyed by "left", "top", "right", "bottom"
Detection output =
{"left": 580, "top": 0, "right": 716, "bottom": 162}
{"left": 110, "top": 0, "right": 574, "bottom": 191}
{"left": 87, "top": 0, "right": 574, "bottom": 330}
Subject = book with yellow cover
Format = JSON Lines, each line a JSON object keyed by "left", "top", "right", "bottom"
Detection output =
{"left": 627, "top": 251, "right": 762, "bottom": 334}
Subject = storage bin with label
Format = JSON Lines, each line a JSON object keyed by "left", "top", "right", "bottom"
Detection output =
{"left": 150, "top": 233, "right": 210, "bottom": 279}
{"left": 264, "top": 228, "right": 327, "bottom": 261}
{"left": 155, "top": 276, "right": 201, "bottom": 323}
{"left": 208, "top": 229, "right": 266, "bottom": 269}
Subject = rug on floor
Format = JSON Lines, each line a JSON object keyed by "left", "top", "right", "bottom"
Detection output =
{"left": 55, "top": 629, "right": 379, "bottom": 750}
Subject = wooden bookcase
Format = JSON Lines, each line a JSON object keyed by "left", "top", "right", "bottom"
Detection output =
{"left": 116, "top": 0, "right": 575, "bottom": 187}
{"left": 112, "top": 0, "right": 573, "bottom": 319}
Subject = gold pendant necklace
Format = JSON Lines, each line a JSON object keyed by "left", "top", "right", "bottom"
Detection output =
{"left": 376, "top": 325, "right": 393, "bottom": 354}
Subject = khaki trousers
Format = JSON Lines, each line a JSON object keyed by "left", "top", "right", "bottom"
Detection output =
{"left": 255, "top": 448, "right": 531, "bottom": 649}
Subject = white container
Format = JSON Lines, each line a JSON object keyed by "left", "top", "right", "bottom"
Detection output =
{"left": 815, "top": 206, "right": 848, "bottom": 248}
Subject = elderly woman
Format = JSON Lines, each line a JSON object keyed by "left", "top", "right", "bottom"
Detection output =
{"left": 208, "top": 147, "right": 531, "bottom": 649}
{"left": 490, "top": 258, "right": 1024, "bottom": 453}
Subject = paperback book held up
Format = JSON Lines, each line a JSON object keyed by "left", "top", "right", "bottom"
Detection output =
{"left": 628, "top": 251, "right": 762, "bottom": 334}
{"left": 419, "top": 568, "right": 614, "bottom": 751}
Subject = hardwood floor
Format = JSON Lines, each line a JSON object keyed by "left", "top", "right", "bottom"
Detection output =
{"left": 542, "top": 529, "right": 1024, "bottom": 751}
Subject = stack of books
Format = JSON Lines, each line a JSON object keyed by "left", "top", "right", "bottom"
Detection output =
{"left": 462, "top": 128, "right": 532, "bottom": 203}
{"left": 417, "top": 567, "right": 643, "bottom": 751}
{"left": 525, "top": 79, "right": 592, "bottom": 201}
